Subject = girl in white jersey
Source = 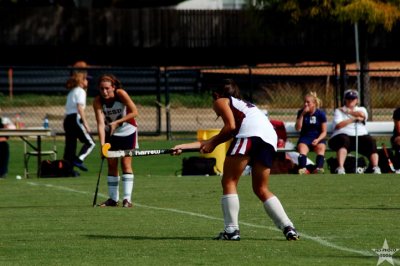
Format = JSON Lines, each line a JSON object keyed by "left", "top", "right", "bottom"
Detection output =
{"left": 173, "top": 79, "right": 299, "bottom": 241}
{"left": 93, "top": 74, "right": 139, "bottom": 208}
{"left": 63, "top": 72, "right": 95, "bottom": 175}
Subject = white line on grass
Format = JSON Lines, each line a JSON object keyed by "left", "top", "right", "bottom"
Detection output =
{"left": 27, "top": 181, "right": 399, "bottom": 264}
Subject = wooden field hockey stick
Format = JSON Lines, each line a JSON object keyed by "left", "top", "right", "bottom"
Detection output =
{"left": 101, "top": 143, "right": 199, "bottom": 158}
{"left": 382, "top": 143, "right": 396, "bottom": 173}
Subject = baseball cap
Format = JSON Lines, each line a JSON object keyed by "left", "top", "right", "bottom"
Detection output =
{"left": 344, "top": 90, "right": 358, "bottom": 100}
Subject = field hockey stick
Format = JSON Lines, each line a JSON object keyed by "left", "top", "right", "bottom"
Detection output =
{"left": 101, "top": 143, "right": 199, "bottom": 158}
{"left": 92, "top": 157, "right": 105, "bottom": 207}
{"left": 382, "top": 143, "right": 396, "bottom": 173}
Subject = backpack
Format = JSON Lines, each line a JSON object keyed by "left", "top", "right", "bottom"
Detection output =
{"left": 327, "top": 155, "right": 367, "bottom": 174}
{"left": 181, "top": 157, "right": 217, "bottom": 176}
{"left": 40, "top": 160, "right": 73, "bottom": 178}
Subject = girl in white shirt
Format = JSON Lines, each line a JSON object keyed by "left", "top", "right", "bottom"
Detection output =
{"left": 172, "top": 79, "right": 299, "bottom": 241}
{"left": 63, "top": 72, "right": 95, "bottom": 174}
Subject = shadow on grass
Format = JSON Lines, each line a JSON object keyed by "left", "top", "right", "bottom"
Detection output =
{"left": 85, "top": 234, "right": 281, "bottom": 241}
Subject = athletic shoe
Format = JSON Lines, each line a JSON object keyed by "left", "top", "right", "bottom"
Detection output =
{"left": 122, "top": 199, "right": 133, "bottom": 208}
{"left": 98, "top": 198, "right": 119, "bottom": 207}
{"left": 298, "top": 168, "right": 310, "bottom": 175}
{"left": 73, "top": 160, "right": 88, "bottom": 172}
{"left": 372, "top": 166, "right": 382, "bottom": 174}
{"left": 213, "top": 230, "right": 240, "bottom": 241}
{"left": 70, "top": 170, "right": 80, "bottom": 177}
{"left": 335, "top": 167, "right": 346, "bottom": 175}
{"left": 283, "top": 226, "right": 300, "bottom": 241}
{"left": 395, "top": 169, "right": 400, "bottom": 174}
{"left": 313, "top": 168, "right": 325, "bottom": 174}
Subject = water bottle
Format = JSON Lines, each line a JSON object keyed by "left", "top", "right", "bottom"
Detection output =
{"left": 43, "top": 115, "right": 49, "bottom": 129}
{"left": 15, "top": 113, "right": 21, "bottom": 129}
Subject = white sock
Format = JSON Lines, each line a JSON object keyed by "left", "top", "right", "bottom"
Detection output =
{"left": 263, "top": 196, "right": 293, "bottom": 230}
{"left": 221, "top": 194, "right": 240, "bottom": 232}
{"left": 107, "top": 175, "right": 120, "bottom": 202}
{"left": 122, "top": 173, "right": 134, "bottom": 202}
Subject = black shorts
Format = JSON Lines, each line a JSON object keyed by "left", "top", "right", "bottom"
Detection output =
{"left": 328, "top": 134, "right": 377, "bottom": 157}
{"left": 106, "top": 133, "right": 136, "bottom": 151}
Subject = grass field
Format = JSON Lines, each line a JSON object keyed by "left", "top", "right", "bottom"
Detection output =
{"left": 0, "top": 138, "right": 399, "bottom": 265}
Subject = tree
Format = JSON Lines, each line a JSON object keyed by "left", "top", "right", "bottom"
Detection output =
{"left": 251, "top": 0, "right": 400, "bottom": 115}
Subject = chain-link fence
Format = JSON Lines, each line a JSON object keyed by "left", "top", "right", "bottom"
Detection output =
{"left": 1, "top": 63, "right": 399, "bottom": 140}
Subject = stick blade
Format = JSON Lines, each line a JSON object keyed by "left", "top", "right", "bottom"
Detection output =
{"left": 102, "top": 143, "right": 111, "bottom": 158}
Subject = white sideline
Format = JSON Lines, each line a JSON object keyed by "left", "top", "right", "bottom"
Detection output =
{"left": 27, "top": 181, "right": 398, "bottom": 264}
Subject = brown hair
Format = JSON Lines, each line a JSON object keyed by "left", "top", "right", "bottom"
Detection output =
{"left": 212, "top": 79, "right": 242, "bottom": 99}
{"left": 66, "top": 72, "right": 87, "bottom": 90}
{"left": 97, "top": 74, "right": 123, "bottom": 90}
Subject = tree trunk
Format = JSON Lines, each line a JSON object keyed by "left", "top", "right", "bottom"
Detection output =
{"left": 359, "top": 22, "right": 372, "bottom": 120}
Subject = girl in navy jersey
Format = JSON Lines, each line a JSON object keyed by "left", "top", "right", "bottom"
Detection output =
{"left": 93, "top": 74, "right": 139, "bottom": 208}
{"left": 173, "top": 79, "right": 299, "bottom": 241}
{"left": 295, "top": 92, "right": 327, "bottom": 174}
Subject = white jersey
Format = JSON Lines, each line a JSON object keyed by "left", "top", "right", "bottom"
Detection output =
{"left": 102, "top": 94, "right": 137, "bottom": 137}
{"left": 331, "top": 106, "right": 369, "bottom": 137}
{"left": 65, "top": 86, "right": 86, "bottom": 116}
{"left": 230, "top": 96, "right": 277, "bottom": 151}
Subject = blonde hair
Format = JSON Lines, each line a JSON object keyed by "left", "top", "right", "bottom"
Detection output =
{"left": 305, "top": 91, "right": 322, "bottom": 108}
{"left": 66, "top": 72, "right": 88, "bottom": 90}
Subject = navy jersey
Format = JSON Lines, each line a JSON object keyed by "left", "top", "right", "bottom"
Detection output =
{"left": 296, "top": 108, "right": 327, "bottom": 140}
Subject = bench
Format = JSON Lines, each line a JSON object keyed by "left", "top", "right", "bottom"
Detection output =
{"left": 277, "top": 121, "right": 394, "bottom": 152}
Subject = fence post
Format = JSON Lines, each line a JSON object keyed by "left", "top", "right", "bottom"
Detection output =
{"left": 164, "top": 69, "right": 172, "bottom": 140}
{"left": 8, "top": 68, "right": 13, "bottom": 100}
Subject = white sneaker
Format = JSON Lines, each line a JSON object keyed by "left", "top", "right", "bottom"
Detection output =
{"left": 395, "top": 169, "right": 400, "bottom": 174}
{"left": 335, "top": 167, "right": 346, "bottom": 175}
{"left": 372, "top": 166, "right": 382, "bottom": 174}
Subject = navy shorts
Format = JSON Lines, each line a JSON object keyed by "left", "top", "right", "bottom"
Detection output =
{"left": 227, "top": 137, "right": 275, "bottom": 168}
{"left": 106, "top": 133, "right": 136, "bottom": 151}
{"left": 297, "top": 136, "right": 326, "bottom": 148}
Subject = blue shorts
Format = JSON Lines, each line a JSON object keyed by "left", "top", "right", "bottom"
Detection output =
{"left": 227, "top": 137, "right": 275, "bottom": 168}
{"left": 298, "top": 136, "right": 326, "bottom": 147}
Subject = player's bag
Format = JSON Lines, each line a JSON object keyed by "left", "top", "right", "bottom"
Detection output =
{"left": 181, "top": 156, "right": 217, "bottom": 176}
{"left": 40, "top": 159, "right": 73, "bottom": 178}
{"left": 327, "top": 155, "right": 367, "bottom": 174}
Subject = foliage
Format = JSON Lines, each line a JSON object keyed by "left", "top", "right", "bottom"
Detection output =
{"left": 251, "top": 0, "right": 400, "bottom": 31}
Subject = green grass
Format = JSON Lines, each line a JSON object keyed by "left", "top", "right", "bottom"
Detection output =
{"left": 1, "top": 139, "right": 399, "bottom": 265}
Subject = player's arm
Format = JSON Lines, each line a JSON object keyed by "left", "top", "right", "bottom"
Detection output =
{"left": 295, "top": 109, "right": 305, "bottom": 131}
{"left": 201, "top": 98, "right": 235, "bottom": 153}
{"left": 93, "top": 96, "right": 106, "bottom": 146}
{"left": 172, "top": 141, "right": 202, "bottom": 155}
{"left": 115, "top": 89, "right": 138, "bottom": 124}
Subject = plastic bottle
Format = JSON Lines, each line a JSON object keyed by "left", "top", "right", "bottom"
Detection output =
{"left": 43, "top": 115, "right": 49, "bottom": 129}
{"left": 15, "top": 113, "right": 21, "bottom": 129}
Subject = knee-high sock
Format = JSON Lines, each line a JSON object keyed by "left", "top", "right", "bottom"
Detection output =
{"left": 298, "top": 154, "right": 307, "bottom": 168}
{"left": 107, "top": 175, "right": 120, "bottom": 202}
{"left": 316, "top": 155, "right": 325, "bottom": 168}
{"left": 221, "top": 194, "right": 240, "bottom": 232}
{"left": 122, "top": 173, "right": 134, "bottom": 201}
{"left": 263, "top": 196, "right": 293, "bottom": 230}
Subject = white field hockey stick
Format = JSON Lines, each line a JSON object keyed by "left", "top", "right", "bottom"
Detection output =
{"left": 101, "top": 143, "right": 199, "bottom": 158}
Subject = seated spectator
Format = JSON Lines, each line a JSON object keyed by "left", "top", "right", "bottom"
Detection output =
{"left": 295, "top": 92, "right": 327, "bottom": 174}
{"left": 328, "top": 89, "right": 381, "bottom": 174}
{"left": 0, "top": 115, "right": 16, "bottom": 178}
{"left": 390, "top": 107, "right": 400, "bottom": 173}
